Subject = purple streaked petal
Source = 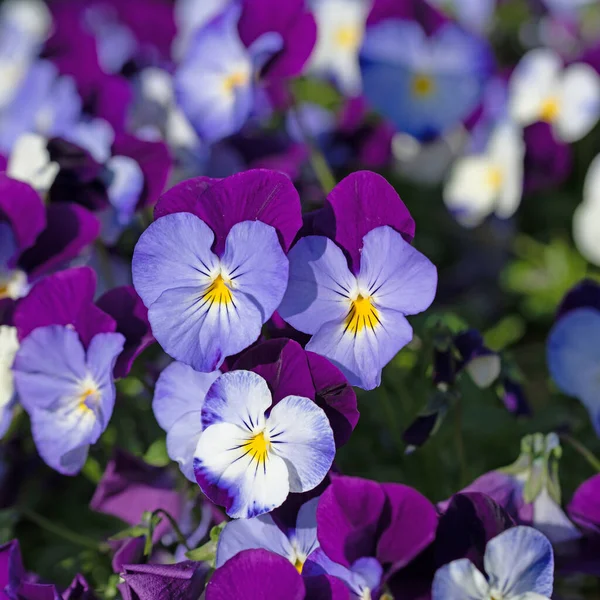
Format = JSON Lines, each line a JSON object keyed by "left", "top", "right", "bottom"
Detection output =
{"left": 206, "top": 549, "right": 305, "bottom": 600}
{"left": 279, "top": 236, "right": 355, "bottom": 335}
{"left": 194, "top": 422, "right": 290, "bottom": 519}
{"left": 317, "top": 475, "right": 386, "bottom": 568}
{"left": 202, "top": 370, "right": 272, "bottom": 430}
{"left": 96, "top": 286, "right": 154, "bottom": 379}
{"left": 216, "top": 514, "right": 293, "bottom": 567}
{"left": 18, "top": 203, "right": 100, "bottom": 280}
{"left": 0, "top": 175, "right": 45, "bottom": 261}
{"left": 14, "top": 267, "right": 116, "bottom": 349}
{"left": 154, "top": 169, "right": 302, "bottom": 255}
{"left": 313, "top": 171, "right": 415, "bottom": 274}
{"left": 358, "top": 226, "right": 438, "bottom": 315}
{"left": 267, "top": 395, "right": 335, "bottom": 493}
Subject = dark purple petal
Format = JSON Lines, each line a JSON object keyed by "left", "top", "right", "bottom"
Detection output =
{"left": 377, "top": 484, "right": 438, "bottom": 569}
{"left": 304, "top": 575, "right": 350, "bottom": 600}
{"left": 112, "top": 134, "right": 172, "bottom": 210}
{"left": 0, "top": 299, "right": 16, "bottom": 327}
{"left": 357, "top": 122, "right": 394, "bottom": 169}
{"left": 121, "top": 561, "right": 210, "bottom": 600}
{"left": 18, "top": 204, "right": 100, "bottom": 279}
{"left": 111, "top": 538, "right": 145, "bottom": 575}
{"left": 89, "top": 75, "right": 133, "bottom": 134}
{"left": 317, "top": 475, "right": 386, "bottom": 568}
{"left": 154, "top": 169, "right": 302, "bottom": 255}
{"left": 568, "top": 474, "right": 600, "bottom": 536}
{"left": 47, "top": 137, "right": 106, "bottom": 187}
{"left": 63, "top": 574, "right": 96, "bottom": 600}
{"left": 90, "top": 450, "right": 183, "bottom": 540}
{"left": 367, "top": 0, "right": 448, "bottom": 35}
{"left": 205, "top": 550, "right": 305, "bottom": 600}
{"left": 238, "top": 0, "right": 316, "bottom": 80}
{"left": 0, "top": 539, "right": 25, "bottom": 597}
{"left": 0, "top": 175, "right": 46, "bottom": 262}
{"left": 434, "top": 492, "right": 514, "bottom": 572}
{"left": 556, "top": 280, "right": 600, "bottom": 320}
{"left": 17, "top": 582, "right": 60, "bottom": 600}
{"left": 312, "top": 171, "right": 415, "bottom": 274}
{"left": 14, "top": 267, "right": 116, "bottom": 349}
{"left": 96, "top": 287, "right": 154, "bottom": 378}
{"left": 501, "top": 378, "right": 531, "bottom": 417}
{"left": 523, "top": 122, "right": 572, "bottom": 194}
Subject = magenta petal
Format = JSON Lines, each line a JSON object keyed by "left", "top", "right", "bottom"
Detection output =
{"left": 14, "top": 267, "right": 115, "bottom": 349}
{"left": 367, "top": 0, "right": 448, "bottom": 34}
{"left": 317, "top": 475, "right": 386, "bottom": 568}
{"left": 18, "top": 204, "right": 100, "bottom": 280}
{"left": 568, "top": 474, "right": 600, "bottom": 536}
{"left": 121, "top": 561, "right": 210, "bottom": 600}
{"left": 90, "top": 450, "right": 183, "bottom": 540}
{"left": 313, "top": 172, "right": 415, "bottom": 273}
{"left": 377, "top": 483, "right": 438, "bottom": 569}
{"left": 238, "top": 0, "right": 316, "bottom": 80}
{"left": 154, "top": 169, "right": 302, "bottom": 254}
{"left": 96, "top": 287, "right": 154, "bottom": 379}
{"left": 91, "top": 75, "right": 133, "bottom": 134}
{"left": 112, "top": 134, "right": 172, "bottom": 209}
{"left": 206, "top": 549, "right": 305, "bottom": 600}
{"left": 0, "top": 175, "right": 46, "bottom": 260}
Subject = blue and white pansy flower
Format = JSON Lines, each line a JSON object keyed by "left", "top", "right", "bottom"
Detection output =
{"left": 193, "top": 370, "right": 335, "bottom": 519}
{"left": 216, "top": 497, "right": 320, "bottom": 572}
{"left": 432, "top": 526, "right": 554, "bottom": 600}
{"left": 573, "top": 153, "right": 600, "bottom": 267}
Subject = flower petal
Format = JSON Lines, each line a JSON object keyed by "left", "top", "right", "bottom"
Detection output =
{"left": 484, "top": 526, "right": 554, "bottom": 597}
{"left": 293, "top": 497, "right": 320, "bottom": 560}
{"left": 267, "top": 395, "right": 335, "bottom": 493}
{"left": 194, "top": 422, "right": 290, "bottom": 519}
{"left": 431, "top": 558, "right": 489, "bottom": 600}
{"left": 279, "top": 236, "right": 356, "bottom": 335}
{"left": 166, "top": 415, "right": 204, "bottom": 482}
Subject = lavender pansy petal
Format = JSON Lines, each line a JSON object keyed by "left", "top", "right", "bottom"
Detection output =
{"left": 153, "top": 361, "right": 220, "bottom": 431}
{"left": 358, "top": 226, "right": 438, "bottom": 315}
{"left": 216, "top": 514, "right": 293, "bottom": 567}
{"left": 279, "top": 236, "right": 356, "bottom": 335}
{"left": 18, "top": 203, "right": 100, "bottom": 280}
{"left": 194, "top": 422, "right": 290, "bottom": 519}
{"left": 0, "top": 174, "right": 45, "bottom": 257}
{"left": 202, "top": 370, "right": 272, "bottom": 430}
{"left": 484, "top": 527, "right": 554, "bottom": 597}
{"left": 293, "top": 497, "right": 320, "bottom": 559}
{"left": 166, "top": 416, "right": 205, "bottom": 482}
{"left": 205, "top": 549, "right": 305, "bottom": 600}
{"left": 431, "top": 558, "right": 489, "bottom": 600}
{"left": 316, "top": 475, "right": 386, "bottom": 567}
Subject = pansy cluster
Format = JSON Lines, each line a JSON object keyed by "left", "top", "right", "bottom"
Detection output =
{"left": 1, "top": 0, "right": 600, "bottom": 598}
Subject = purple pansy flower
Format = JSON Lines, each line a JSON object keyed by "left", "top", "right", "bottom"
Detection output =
{"left": 193, "top": 370, "right": 336, "bottom": 519}
{"left": 216, "top": 496, "right": 320, "bottom": 572}
{"left": 279, "top": 172, "right": 437, "bottom": 389}
{"left": 133, "top": 169, "right": 302, "bottom": 372}
{"left": 206, "top": 549, "right": 349, "bottom": 600}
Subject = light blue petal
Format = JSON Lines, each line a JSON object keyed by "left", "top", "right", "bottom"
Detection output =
{"left": 484, "top": 526, "right": 554, "bottom": 598}
{"left": 547, "top": 309, "right": 600, "bottom": 434}
{"left": 153, "top": 361, "right": 220, "bottom": 431}
{"left": 266, "top": 395, "right": 335, "bottom": 493}
{"left": 351, "top": 557, "right": 383, "bottom": 593}
{"left": 216, "top": 514, "right": 293, "bottom": 567}
{"left": 167, "top": 414, "right": 205, "bottom": 481}
{"left": 279, "top": 236, "right": 356, "bottom": 335}
{"left": 431, "top": 558, "right": 489, "bottom": 600}
{"left": 0, "top": 223, "right": 18, "bottom": 267}
{"left": 357, "top": 226, "right": 437, "bottom": 315}
{"left": 12, "top": 325, "right": 87, "bottom": 413}
{"left": 292, "top": 497, "right": 320, "bottom": 559}
{"left": 201, "top": 370, "right": 272, "bottom": 430}
{"left": 360, "top": 19, "right": 428, "bottom": 67}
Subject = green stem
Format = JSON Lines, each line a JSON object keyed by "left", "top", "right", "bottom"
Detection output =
{"left": 560, "top": 434, "right": 600, "bottom": 473}
{"left": 20, "top": 507, "right": 107, "bottom": 552}
{"left": 152, "top": 509, "right": 191, "bottom": 551}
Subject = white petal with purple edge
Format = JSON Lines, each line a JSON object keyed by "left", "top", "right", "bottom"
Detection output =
{"left": 267, "top": 395, "right": 335, "bottom": 493}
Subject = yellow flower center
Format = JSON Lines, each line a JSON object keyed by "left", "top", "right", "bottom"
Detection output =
{"left": 0, "top": 283, "right": 8, "bottom": 299}
{"left": 334, "top": 25, "right": 362, "bottom": 50}
{"left": 486, "top": 166, "right": 503, "bottom": 190}
{"left": 345, "top": 294, "right": 380, "bottom": 335}
{"left": 540, "top": 96, "right": 560, "bottom": 123}
{"left": 243, "top": 431, "right": 271, "bottom": 465}
{"left": 203, "top": 273, "right": 233, "bottom": 307}
{"left": 78, "top": 386, "right": 100, "bottom": 413}
{"left": 223, "top": 70, "right": 249, "bottom": 95}
{"left": 411, "top": 73, "right": 435, "bottom": 97}
{"left": 294, "top": 557, "right": 304, "bottom": 573}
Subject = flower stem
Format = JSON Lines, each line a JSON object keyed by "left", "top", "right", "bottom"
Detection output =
{"left": 560, "top": 434, "right": 600, "bottom": 473}
{"left": 19, "top": 507, "right": 107, "bottom": 552}
{"left": 152, "top": 509, "right": 191, "bottom": 551}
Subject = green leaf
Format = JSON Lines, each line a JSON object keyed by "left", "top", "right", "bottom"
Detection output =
{"left": 143, "top": 438, "right": 170, "bottom": 467}
{"left": 289, "top": 77, "right": 342, "bottom": 111}
{"left": 108, "top": 525, "right": 148, "bottom": 541}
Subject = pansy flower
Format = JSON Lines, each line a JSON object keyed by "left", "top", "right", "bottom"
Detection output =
{"left": 0, "top": 325, "right": 18, "bottom": 438}
{"left": 193, "top": 370, "right": 335, "bottom": 519}
{"left": 432, "top": 526, "right": 554, "bottom": 600}
{"left": 509, "top": 48, "right": 600, "bottom": 143}
{"left": 573, "top": 154, "right": 600, "bottom": 266}
{"left": 133, "top": 169, "right": 302, "bottom": 372}
{"left": 11, "top": 267, "right": 150, "bottom": 474}
{"left": 444, "top": 122, "right": 525, "bottom": 227}
{"left": 279, "top": 172, "right": 437, "bottom": 390}
{"left": 216, "top": 497, "right": 320, "bottom": 572}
